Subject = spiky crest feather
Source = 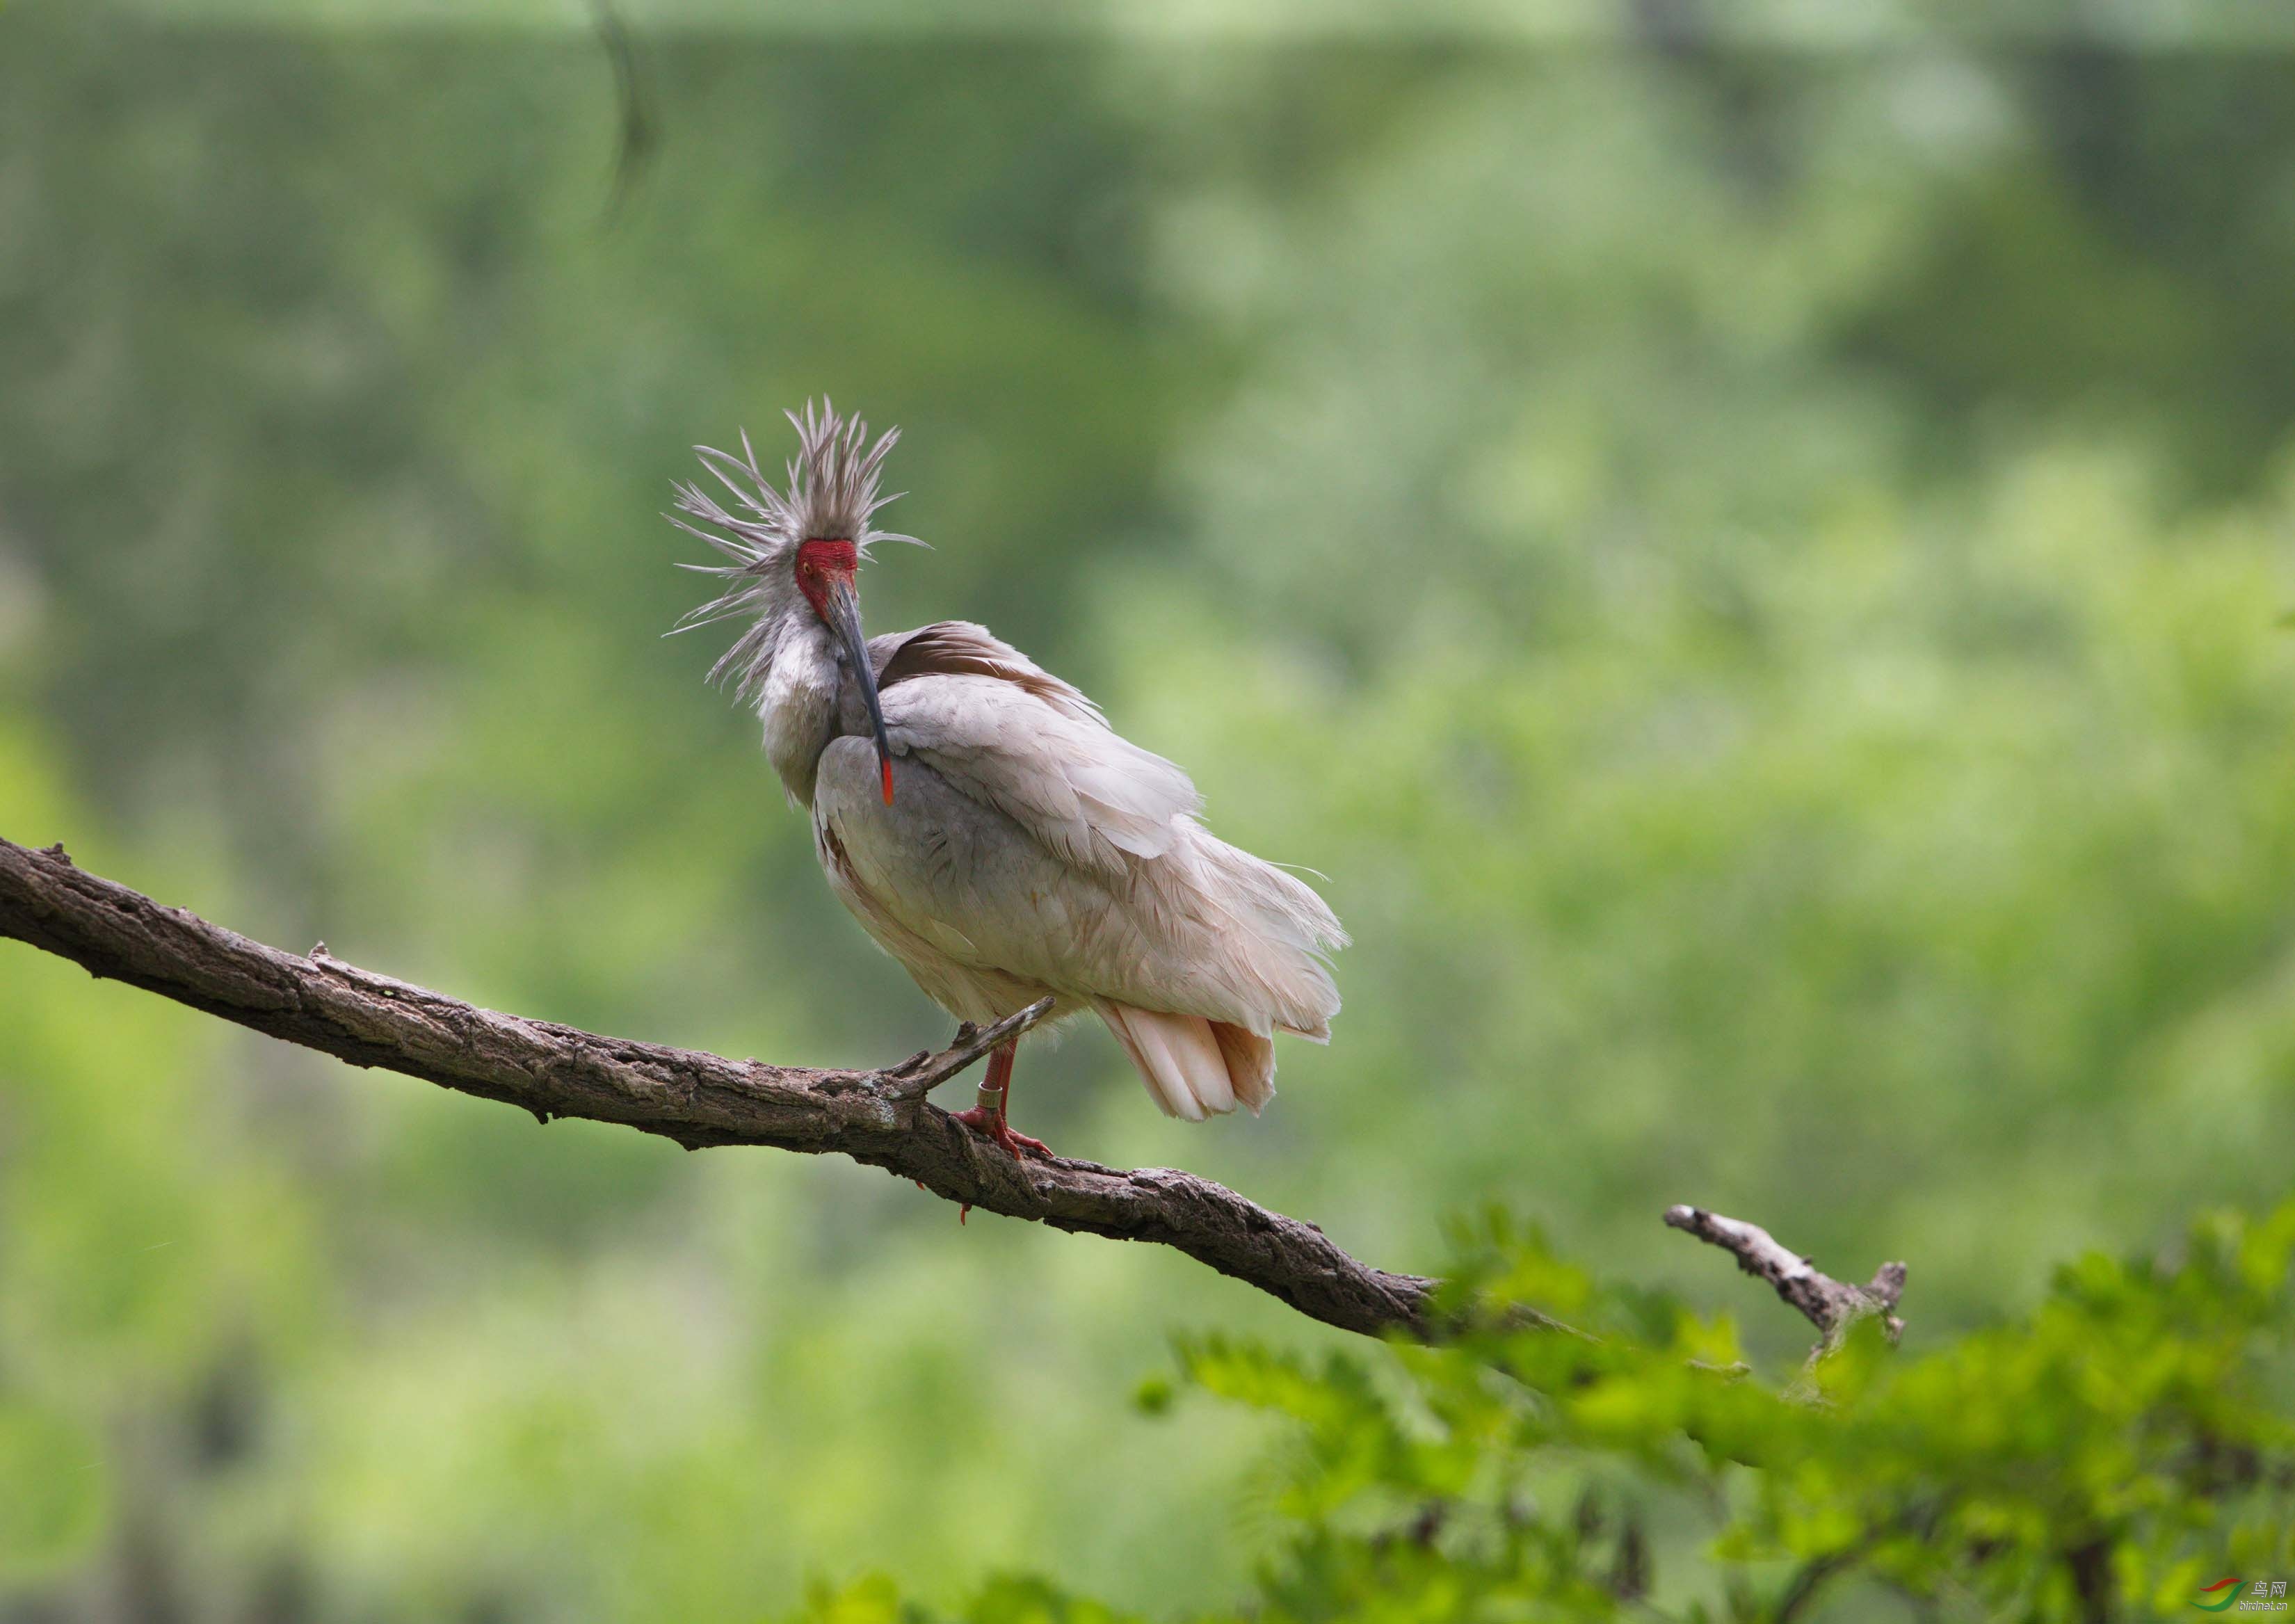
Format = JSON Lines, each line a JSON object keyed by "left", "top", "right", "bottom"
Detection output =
{"left": 665, "top": 399, "right": 920, "bottom": 704}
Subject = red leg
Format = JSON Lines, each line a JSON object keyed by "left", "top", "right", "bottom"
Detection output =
{"left": 949, "top": 1039, "right": 1053, "bottom": 1161}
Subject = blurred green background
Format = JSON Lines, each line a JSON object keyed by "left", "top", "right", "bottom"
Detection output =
{"left": 5, "top": 3, "right": 2295, "bottom": 1617}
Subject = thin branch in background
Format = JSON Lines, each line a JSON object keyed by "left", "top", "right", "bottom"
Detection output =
{"left": 1664, "top": 1203, "right": 1908, "bottom": 1363}
{"left": 590, "top": 0, "right": 657, "bottom": 223}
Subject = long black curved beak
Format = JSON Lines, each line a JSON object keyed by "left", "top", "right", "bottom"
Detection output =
{"left": 825, "top": 575, "right": 896, "bottom": 805}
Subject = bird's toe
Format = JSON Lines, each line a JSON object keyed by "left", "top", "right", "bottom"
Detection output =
{"left": 949, "top": 1104, "right": 1056, "bottom": 1163}
{"left": 1001, "top": 1125, "right": 1054, "bottom": 1161}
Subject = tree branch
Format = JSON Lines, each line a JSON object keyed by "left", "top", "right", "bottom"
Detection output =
{"left": 1, "top": 833, "right": 1915, "bottom": 1356}
{"left": 1664, "top": 1203, "right": 1908, "bottom": 1360}
{"left": 0, "top": 835, "right": 1438, "bottom": 1340}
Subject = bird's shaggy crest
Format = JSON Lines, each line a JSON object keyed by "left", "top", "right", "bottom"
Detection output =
{"left": 666, "top": 400, "right": 921, "bottom": 703}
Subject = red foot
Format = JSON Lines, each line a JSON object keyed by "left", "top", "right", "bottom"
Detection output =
{"left": 950, "top": 1106, "right": 1054, "bottom": 1161}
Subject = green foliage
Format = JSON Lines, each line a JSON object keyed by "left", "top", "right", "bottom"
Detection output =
{"left": 802, "top": 1573, "right": 1145, "bottom": 1624}
{"left": 0, "top": 1401, "right": 107, "bottom": 1580}
{"left": 846, "top": 1204, "right": 2295, "bottom": 1623}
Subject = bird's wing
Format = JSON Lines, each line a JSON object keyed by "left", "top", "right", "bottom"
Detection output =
{"left": 819, "top": 624, "right": 1346, "bottom": 1116}
{"left": 818, "top": 734, "right": 1265, "bottom": 1029}
{"left": 872, "top": 622, "right": 1200, "bottom": 872}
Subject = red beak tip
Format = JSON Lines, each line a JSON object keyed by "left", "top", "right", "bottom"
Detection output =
{"left": 880, "top": 762, "right": 895, "bottom": 805}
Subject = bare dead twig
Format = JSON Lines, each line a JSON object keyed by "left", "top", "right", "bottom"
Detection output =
{"left": 1664, "top": 1203, "right": 1908, "bottom": 1369}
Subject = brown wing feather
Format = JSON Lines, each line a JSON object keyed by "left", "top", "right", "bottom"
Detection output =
{"left": 872, "top": 620, "right": 1107, "bottom": 728}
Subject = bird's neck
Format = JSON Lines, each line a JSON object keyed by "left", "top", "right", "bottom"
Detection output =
{"left": 755, "top": 616, "right": 842, "bottom": 807}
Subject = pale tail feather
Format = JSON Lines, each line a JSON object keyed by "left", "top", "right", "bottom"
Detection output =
{"left": 1209, "top": 1020, "right": 1275, "bottom": 1114}
{"left": 1099, "top": 1002, "right": 1276, "bottom": 1121}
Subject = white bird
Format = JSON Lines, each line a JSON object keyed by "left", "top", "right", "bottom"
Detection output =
{"left": 668, "top": 401, "right": 1346, "bottom": 1159}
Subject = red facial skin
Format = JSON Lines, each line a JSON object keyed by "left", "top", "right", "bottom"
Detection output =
{"left": 793, "top": 537, "right": 860, "bottom": 616}
{"left": 794, "top": 538, "right": 894, "bottom": 805}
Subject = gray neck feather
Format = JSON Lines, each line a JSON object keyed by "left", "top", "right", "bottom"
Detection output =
{"left": 755, "top": 611, "right": 842, "bottom": 808}
{"left": 665, "top": 400, "right": 922, "bottom": 806}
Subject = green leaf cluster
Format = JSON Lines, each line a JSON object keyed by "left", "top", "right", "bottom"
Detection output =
{"left": 824, "top": 1205, "right": 2295, "bottom": 1622}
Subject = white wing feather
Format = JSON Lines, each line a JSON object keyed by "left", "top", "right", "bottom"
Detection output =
{"left": 880, "top": 674, "right": 1197, "bottom": 871}
{"left": 819, "top": 622, "right": 1346, "bottom": 1118}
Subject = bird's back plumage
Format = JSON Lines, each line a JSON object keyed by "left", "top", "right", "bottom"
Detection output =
{"left": 819, "top": 620, "right": 1346, "bottom": 1117}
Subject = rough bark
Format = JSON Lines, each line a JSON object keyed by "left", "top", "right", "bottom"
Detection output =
{"left": 0, "top": 835, "right": 1438, "bottom": 1340}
